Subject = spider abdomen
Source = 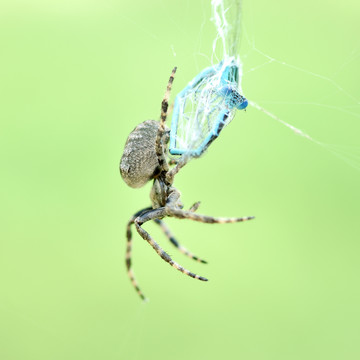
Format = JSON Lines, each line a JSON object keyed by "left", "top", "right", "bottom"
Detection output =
{"left": 120, "top": 120, "right": 168, "bottom": 188}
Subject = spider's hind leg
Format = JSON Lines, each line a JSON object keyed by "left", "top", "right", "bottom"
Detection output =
{"left": 134, "top": 208, "right": 208, "bottom": 282}
{"left": 154, "top": 218, "right": 207, "bottom": 264}
{"left": 155, "top": 201, "right": 206, "bottom": 263}
{"left": 125, "top": 207, "right": 152, "bottom": 301}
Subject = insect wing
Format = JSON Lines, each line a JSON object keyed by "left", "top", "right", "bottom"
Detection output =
{"left": 170, "top": 66, "right": 236, "bottom": 157}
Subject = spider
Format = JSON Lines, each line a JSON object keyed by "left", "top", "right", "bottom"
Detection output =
{"left": 120, "top": 67, "right": 254, "bottom": 301}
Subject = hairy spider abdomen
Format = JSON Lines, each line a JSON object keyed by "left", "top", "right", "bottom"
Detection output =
{"left": 120, "top": 120, "right": 169, "bottom": 188}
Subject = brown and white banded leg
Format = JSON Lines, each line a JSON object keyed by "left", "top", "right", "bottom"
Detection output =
{"left": 125, "top": 207, "right": 152, "bottom": 301}
{"left": 165, "top": 187, "right": 254, "bottom": 223}
{"left": 188, "top": 201, "right": 201, "bottom": 212}
{"left": 134, "top": 208, "right": 208, "bottom": 283}
{"left": 166, "top": 154, "right": 191, "bottom": 185}
{"left": 166, "top": 206, "right": 255, "bottom": 224}
{"left": 154, "top": 219, "right": 207, "bottom": 264}
{"left": 155, "top": 67, "right": 177, "bottom": 171}
{"left": 154, "top": 201, "right": 205, "bottom": 262}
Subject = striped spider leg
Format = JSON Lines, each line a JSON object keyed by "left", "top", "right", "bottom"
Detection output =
{"left": 154, "top": 201, "right": 208, "bottom": 264}
{"left": 129, "top": 186, "right": 253, "bottom": 300}
{"left": 125, "top": 202, "right": 206, "bottom": 301}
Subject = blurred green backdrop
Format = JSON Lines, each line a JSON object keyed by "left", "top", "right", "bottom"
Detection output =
{"left": 1, "top": 0, "right": 359, "bottom": 359}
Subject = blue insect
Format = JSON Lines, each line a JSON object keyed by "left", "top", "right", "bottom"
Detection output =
{"left": 169, "top": 0, "right": 247, "bottom": 158}
{"left": 169, "top": 57, "right": 248, "bottom": 157}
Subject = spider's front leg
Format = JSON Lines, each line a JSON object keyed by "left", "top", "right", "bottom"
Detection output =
{"left": 166, "top": 154, "right": 190, "bottom": 185}
{"left": 133, "top": 208, "right": 208, "bottom": 288}
{"left": 155, "top": 67, "right": 177, "bottom": 172}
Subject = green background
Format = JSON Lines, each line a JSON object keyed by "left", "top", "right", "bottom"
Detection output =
{"left": 1, "top": 0, "right": 359, "bottom": 359}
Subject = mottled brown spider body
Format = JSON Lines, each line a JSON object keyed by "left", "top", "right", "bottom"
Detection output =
{"left": 120, "top": 67, "right": 254, "bottom": 301}
{"left": 120, "top": 120, "right": 169, "bottom": 189}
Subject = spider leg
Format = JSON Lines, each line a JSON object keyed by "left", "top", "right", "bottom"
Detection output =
{"left": 125, "top": 207, "right": 152, "bottom": 301}
{"left": 167, "top": 102, "right": 174, "bottom": 116}
{"left": 165, "top": 188, "right": 254, "bottom": 224}
{"left": 134, "top": 208, "right": 208, "bottom": 284}
{"left": 155, "top": 67, "right": 177, "bottom": 172}
{"left": 189, "top": 201, "right": 201, "bottom": 212}
{"left": 166, "top": 153, "right": 191, "bottom": 184}
{"left": 154, "top": 218, "right": 207, "bottom": 264}
{"left": 166, "top": 206, "right": 255, "bottom": 224}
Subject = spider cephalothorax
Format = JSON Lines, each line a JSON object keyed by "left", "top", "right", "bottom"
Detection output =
{"left": 120, "top": 67, "right": 253, "bottom": 301}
